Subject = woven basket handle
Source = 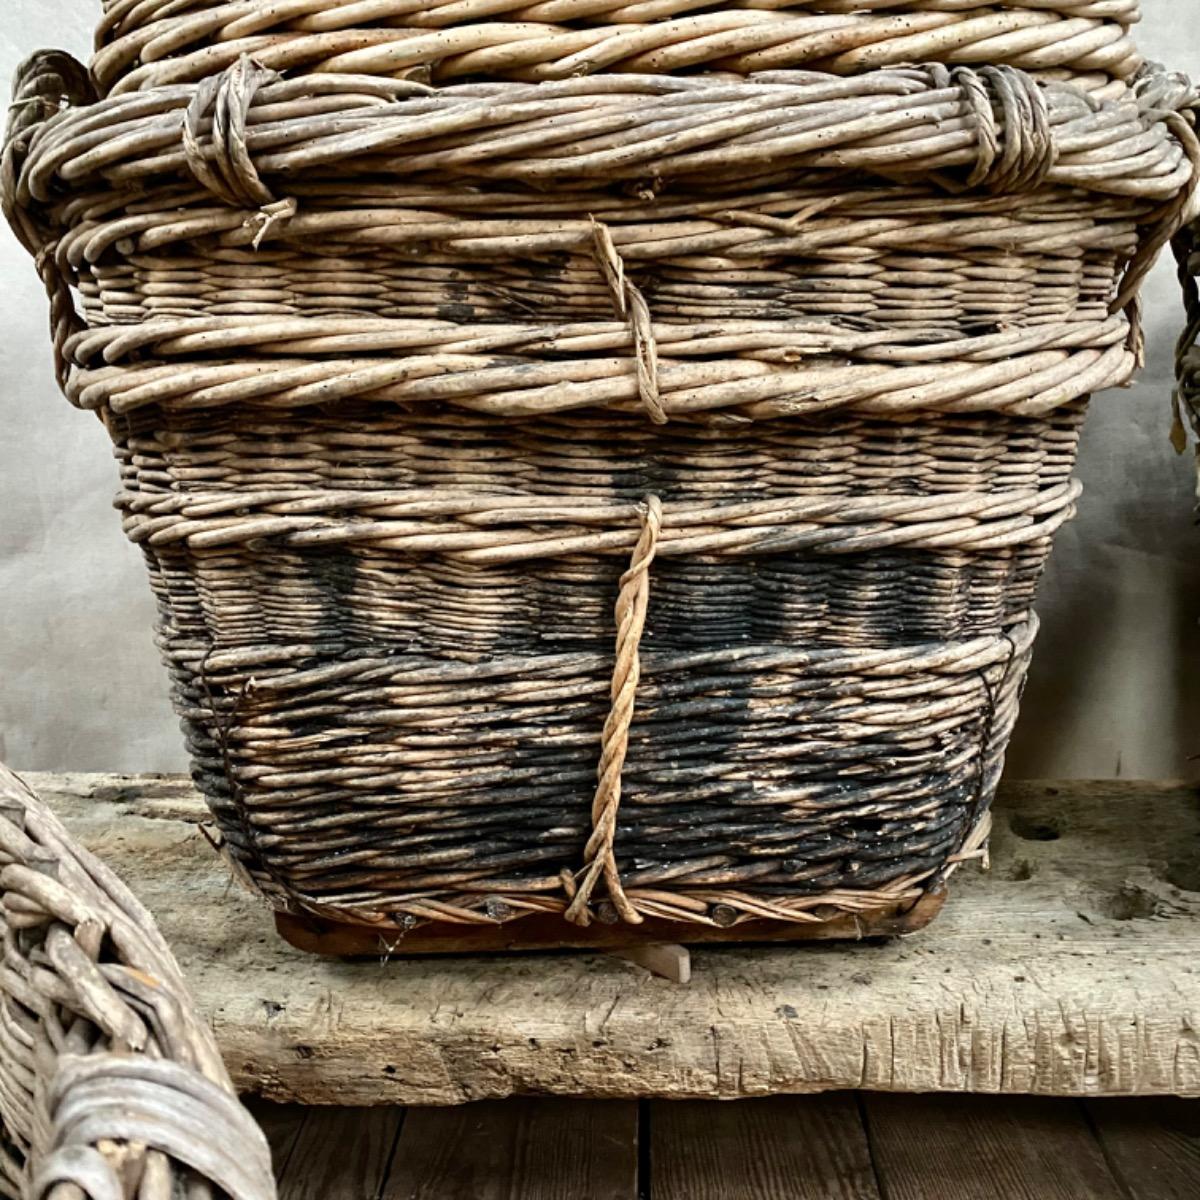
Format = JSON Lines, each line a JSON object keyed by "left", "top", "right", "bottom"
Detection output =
{"left": 1115, "top": 68, "right": 1200, "bottom": 327}
{"left": 1113, "top": 117, "right": 1200, "bottom": 318}
{"left": 2, "top": 51, "right": 95, "bottom": 392}
{"left": 1174, "top": 214, "right": 1200, "bottom": 419}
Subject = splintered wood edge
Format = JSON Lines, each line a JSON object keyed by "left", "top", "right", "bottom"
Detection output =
{"left": 19, "top": 773, "right": 1200, "bottom": 1104}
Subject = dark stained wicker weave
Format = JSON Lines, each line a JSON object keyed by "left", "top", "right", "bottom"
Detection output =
{"left": 4, "top": 18, "right": 1197, "bottom": 943}
{"left": 0, "top": 764, "right": 274, "bottom": 1200}
{"left": 1175, "top": 205, "right": 1200, "bottom": 447}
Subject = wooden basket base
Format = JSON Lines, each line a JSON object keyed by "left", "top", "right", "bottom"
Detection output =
{"left": 274, "top": 891, "right": 946, "bottom": 958}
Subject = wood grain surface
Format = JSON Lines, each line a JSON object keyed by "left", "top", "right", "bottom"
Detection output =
{"left": 24, "top": 773, "right": 1200, "bottom": 1105}
{"left": 383, "top": 1101, "right": 637, "bottom": 1200}
{"left": 253, "top": 1094, "right": 1200, "bottom": 1199}
{"left": 652, "top": 1095, "right": 881, "bottom": 1200}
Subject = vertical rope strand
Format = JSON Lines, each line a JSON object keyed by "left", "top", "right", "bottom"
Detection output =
{"left": 565, "top": 495, "right": 662, "bottom": 926}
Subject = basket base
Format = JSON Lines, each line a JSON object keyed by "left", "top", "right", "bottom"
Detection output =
{"left": 274, "top": 891, "right": 946, "bottom": 958}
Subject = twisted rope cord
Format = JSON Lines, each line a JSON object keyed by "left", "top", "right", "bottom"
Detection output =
{"left": 89, "top": 2, "right": 1144, "bottom": 94}
{"left": 95, "top": 0, "right": 1143, "bottom": 39}
{"left": 1112, "top": 111, "right": 1200, "bottom": 318}
{"left": 66, "top": 342, "right": 1138, "bottom": 423}
{"left": 2, "top": 53, "right": 96, "bottom": 392}
{"left": 113, "top": 477, "right": 1084, "bottom": 560}
{"left": 32, "top": 244, "right": 79, "bottom": 393}
{"left": 565, "top": 494, "right": 661, "bottom": 926}
{"left": 1170, "top": 51, "right": 1200, "bottom": 422}
{"left": 15, "top": 63, "right": 1192, "bottom": 202}
{"left": 590, "top": 217, "right": 665, "bottom": 425}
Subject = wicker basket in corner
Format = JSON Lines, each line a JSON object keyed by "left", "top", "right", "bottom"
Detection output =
{"left": 4, "top": 6, "right": 1198, "bottom": 953}
{"left": 0, "top": 764, "right": 274, "bottom": 1200}
{"left": 1175, "top": 193, "right": 1200, "bottom": 452}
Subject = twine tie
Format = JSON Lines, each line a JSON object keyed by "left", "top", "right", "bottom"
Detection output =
{"left": 590, "top": 217, "right": 667, "bottom": 425}
{"left": 565, "top": 494, "right": 662, "bottom": 926}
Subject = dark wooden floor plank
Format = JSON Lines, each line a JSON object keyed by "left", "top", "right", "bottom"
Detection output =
{"left": 381, "top": 1099, "right": 638, "bottom": 1200}
{"left": 651, "top": 1094, "right": 882, "bottom": 1200}
{"left": 278, "top": 1107, "right": 404, "bottom": 1200}
{"left": 1086, "top": 1098, "right": 1200, "bottom": 1200}
{"left": 243, "top": 1098, "right": 309, "bottom": 1181}
{"left": 864, "top": 1094, "right": 1126, "bottom": 1200}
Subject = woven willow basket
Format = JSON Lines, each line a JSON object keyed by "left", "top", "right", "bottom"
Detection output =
{"left": 1176, "top": 208, "right": 1200, "bottom": 445}
{"left": 0, "top": 765, "right": 274, "bottom": 1200}
{"left": 4, "top": 19, "right": 1197, "bottom": 949}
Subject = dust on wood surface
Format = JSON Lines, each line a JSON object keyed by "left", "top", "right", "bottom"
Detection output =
{"left": 25, "top": 773, "right": 1200, "bottom": 1104}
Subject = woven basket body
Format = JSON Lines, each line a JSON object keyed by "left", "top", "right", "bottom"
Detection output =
{"left": 4, "top": 19, "right": 1196, "bottom": 940}
{"left": 0, "top": 765, "right": 274, "bottom": 1200}
{"left": 1175, "top": 209, "right": 1200, "bottom": 440}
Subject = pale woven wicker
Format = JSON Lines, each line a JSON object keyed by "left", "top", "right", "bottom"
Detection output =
{"left": 4, "top": 35, "right": 1197, "bottom": 944}
{"left": 89, "top": 0, "right": 1145, "bottom": 97}
{"left": 0, "top": 764, "right": 274, "bottom": 1200}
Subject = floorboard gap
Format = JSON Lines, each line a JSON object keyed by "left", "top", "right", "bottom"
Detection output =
{"left": 637, "top": 1099, "right": 651, "bottom": 1200}
{"left": 856, "top": 1091, "right": 891, "bottom": 1200}
{"left": 375, "top": 1108, "right": 408, "bottom": 1200}
{"left": 1078, "top": 1099, "right": 1137, "bottom": 1200}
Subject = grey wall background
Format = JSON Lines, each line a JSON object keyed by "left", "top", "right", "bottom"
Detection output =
{"left": 1, "top": 2, "right": 1198, "bottom": 778}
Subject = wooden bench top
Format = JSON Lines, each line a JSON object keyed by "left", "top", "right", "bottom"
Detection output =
{"left": 26, "top": 773, "right": 1200, "bottom": 1105}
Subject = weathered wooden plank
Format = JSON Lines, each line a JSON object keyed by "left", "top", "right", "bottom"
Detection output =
{"left": 244, "top": 1099, "right": 308, "bottom": 1181}
{"left": 275, "top": 901, "right": 935, "bottom": 955}
{"left": 863, "top": 1094, "right": 1126, "bottom": 1200}
{"left": 381, "top": 1101, "right": 638, "bottom": 1200}
{"left": 276, "top": 1108, "right": 403, "bottom": 1200}
{"left": 24, "top": 772, "right": 1200, "bottom": 1104}
{"left": 1086, "top": 1098, "right": 1200, "bottom": 1199}
{"left": 652, "top": 1095, "right": 880, "bottom": 1200}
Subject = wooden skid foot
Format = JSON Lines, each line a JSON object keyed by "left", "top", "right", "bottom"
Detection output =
{"left": 273, "top": 892, "right": 945, "bottom": 958}
{"left": 610, "top": 943, "right": 692, "bottom": 983}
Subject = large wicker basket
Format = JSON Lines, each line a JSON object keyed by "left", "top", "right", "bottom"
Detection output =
{"left": 1176, "top": 206, "right": 1200, "bottom": 446}
{"left": 4, "top": 5, "right": 1197, "bottom": 951}
{"left": 0, "top": 764, "right": 274, "bottom": 1200}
